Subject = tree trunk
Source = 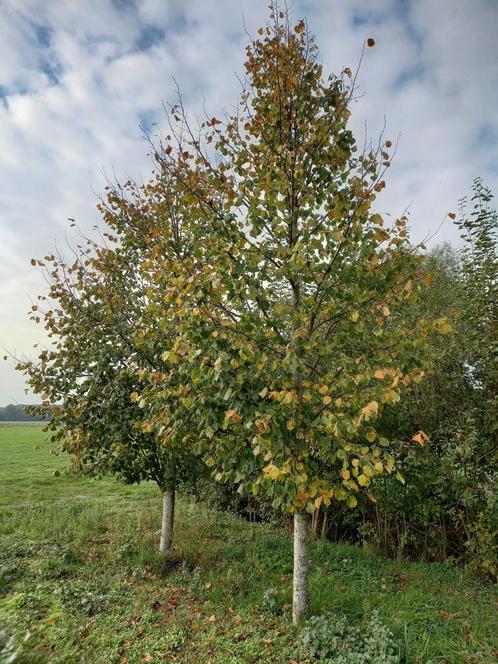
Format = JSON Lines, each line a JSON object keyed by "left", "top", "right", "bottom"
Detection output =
{"left": 159, "top": 486, "right": 175, "bottom": 554}
{"left": 292, "top": 510, "right": 309, "bottom": 624}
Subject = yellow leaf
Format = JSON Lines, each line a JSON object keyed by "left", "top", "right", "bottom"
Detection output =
{"left": 351, "top": 310, "right": 359, "bottom": 323}
{"left": 347, "top": 495, "right": 358, "bottom": 508}
{"left": 322, "top": 395, "right": 332, "bottom": 406}
{"left": 168, "top": 352, "right": 180, "bottom": 364}
{"left": 297, "top": 486, "right": 308, "bottom": 501}
{"left": 435, "top": 316, "right": 452, "bottom": 335}
{"left": 366, "top": 429, "right": 377, "bottom": 442}
{"left": 319, "top": 385, "right": 329, "bottom": 395}
{"left": 335, "top": 487, "right": 347, "bottom": 501}
{"left": 208, "top": 614, "right": 216, "bottom": 622}
{"left": 381, "top": 389, "right": 400, "bottom": 404}
{"left": 286, "top": 419, "right": 296, "bottom": 431}
{"left": 263, "top": 464, "right": 284, "bottom": 481}
{"left": 358, "top": 474, "right": 370, "bottom": 487}
{"left": 341, "top": 469, "right": 350, "bottom": 480}
{"left": 314, "top": 496, "right": 323, "bottom": 509}
{"left": 374, "top": 229, "right": 389, "bottom": 242}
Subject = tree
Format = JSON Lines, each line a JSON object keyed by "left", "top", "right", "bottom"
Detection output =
{"left": 19, "top": 176, "right": 201, "bottom": 554}
{"left": 146, "top": 6, "right": 442, "bottom": 622}
{"left": 455, "top": 178, "right": 498, "bottom": 434}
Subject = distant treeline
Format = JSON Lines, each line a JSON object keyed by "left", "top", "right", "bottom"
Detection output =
{"left": 0, "top": 404, "right": 50, "bottom": 422}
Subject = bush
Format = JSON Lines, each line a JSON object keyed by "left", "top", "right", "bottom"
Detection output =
{"left": 300, "top": 611, "right": 400, "bottom": 663}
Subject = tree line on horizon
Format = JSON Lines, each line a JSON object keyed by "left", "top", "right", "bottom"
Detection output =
{"left": 0, "top": 404, "right": 49, "bottom": 422}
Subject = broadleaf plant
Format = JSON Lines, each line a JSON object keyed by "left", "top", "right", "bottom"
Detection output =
{"left": 143, "top": 5, "right": 443, "bottom": 623}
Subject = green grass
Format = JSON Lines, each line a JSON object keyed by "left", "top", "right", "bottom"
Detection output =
{"left": 0, "top": 427, "right": 497, "bottom": 663}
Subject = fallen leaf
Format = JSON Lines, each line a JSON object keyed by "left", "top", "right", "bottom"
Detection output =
{"left": 81, "top": 624, "right": 92, "bottom": 638}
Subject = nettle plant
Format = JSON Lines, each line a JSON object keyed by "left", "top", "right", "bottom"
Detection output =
{"left": 145, "top": 6, "right": 444, "bottom": 622}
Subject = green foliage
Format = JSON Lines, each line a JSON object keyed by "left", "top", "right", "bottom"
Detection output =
{"left": 300, "top": 611, "right": 400, "bottom": 663}
{"left": 455, "top": 177, "right": 498, "bottom": 431}
{"left": 139, "top": 6, "right": 439, "bottom": 521}
{"left": 326, "top": 182, "right": 497, "bottom": 580}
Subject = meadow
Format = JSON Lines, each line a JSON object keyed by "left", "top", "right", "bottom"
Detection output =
{"left": 1, "top": 425, "right": 497, "bottom": 663}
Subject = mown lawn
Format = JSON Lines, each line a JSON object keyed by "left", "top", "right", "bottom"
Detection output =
{"left": 0, "top": 425, "right": 497, "bottom": 663}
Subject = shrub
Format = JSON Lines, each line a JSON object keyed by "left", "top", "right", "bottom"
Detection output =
{"left": 300, "top": 611, "right": 400, "bottom": 663}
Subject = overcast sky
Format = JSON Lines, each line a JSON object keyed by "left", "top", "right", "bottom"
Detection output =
{"left": 1, "top": 0, "right": 497, "bottom": 406}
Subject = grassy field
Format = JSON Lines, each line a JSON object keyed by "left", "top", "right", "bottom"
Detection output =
{"left": 0, "top": 427, "right": 497, "bottom": 663}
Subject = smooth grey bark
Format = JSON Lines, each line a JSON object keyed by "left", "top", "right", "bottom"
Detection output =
{"left": 159, "top": 486, "right": 175, "bottom": 553}
{"left": 292, "top": 510, "right": 310, "bottom": 624}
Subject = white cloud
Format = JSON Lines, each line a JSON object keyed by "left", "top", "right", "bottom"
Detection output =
{"left": 0, "top": 0, "right": 497, "bottom": 404}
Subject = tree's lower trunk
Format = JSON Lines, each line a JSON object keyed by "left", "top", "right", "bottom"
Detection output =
{"left": 292, "top": 510, "right": 309, "bottom": 624}
{"left": 159, "top": 486, "right": 175, "bottom": 554}
{"left": 321, "top": 507, "right": 329, "bottom": 539}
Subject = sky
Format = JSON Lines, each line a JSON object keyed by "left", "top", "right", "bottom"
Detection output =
{"left": 1, "top": 0, "right": 497, "bottom": 406}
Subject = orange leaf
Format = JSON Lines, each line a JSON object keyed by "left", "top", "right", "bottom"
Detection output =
{"left": 412, "top": 430, "right": 429, "bottom": 446}
{"left": 361, "top": 401, "right": 378, "bottom": 420}
{"left": 225, "top": 409, "right": 241, "bottom": 423}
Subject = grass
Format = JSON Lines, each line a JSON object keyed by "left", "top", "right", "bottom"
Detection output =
{"left": 0, "top": 427, "right": 497, "bottom": 663}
